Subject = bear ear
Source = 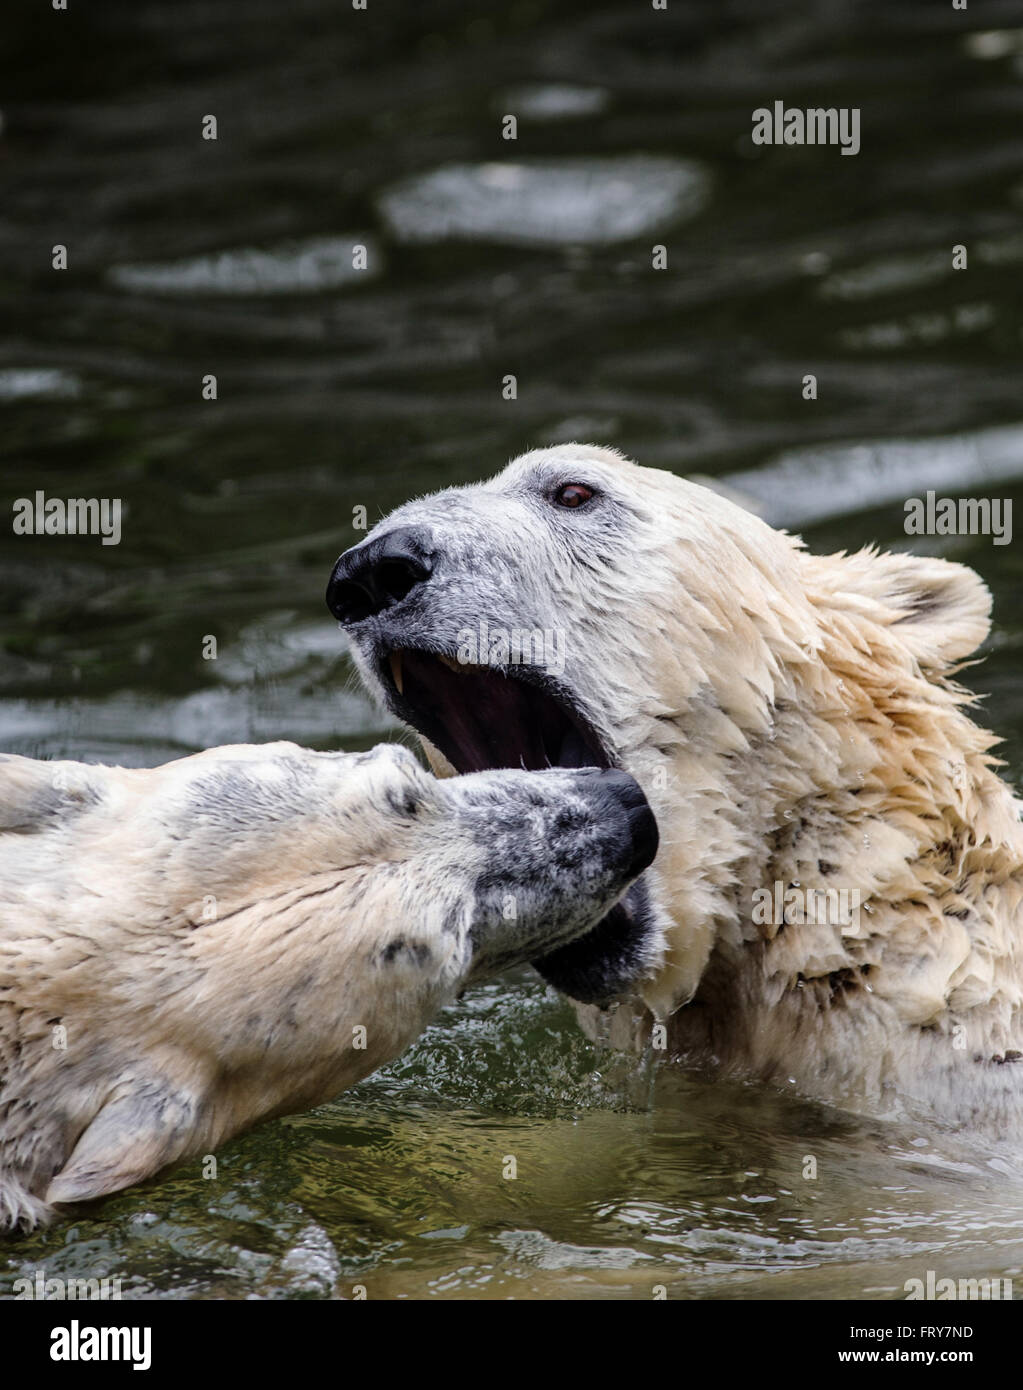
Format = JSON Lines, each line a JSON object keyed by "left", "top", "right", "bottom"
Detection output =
{"left": 841, "top": 550, "right": 992, "bottom": 667}
{"left": 0, "top": 755, "right": 104, "bottom": 833}
{"left": 0, "top": 756, "right": 57, "bottom": 831}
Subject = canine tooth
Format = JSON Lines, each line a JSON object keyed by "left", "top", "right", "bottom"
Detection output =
{"left": 389, "top": 651, "right": 404, "bottom": 694}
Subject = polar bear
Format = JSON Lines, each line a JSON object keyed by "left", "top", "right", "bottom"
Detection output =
{"left": 0, "top": 741, "right": 656, "bottom": 1230}
{"left": 327, "top": 443, "right": 1023, "bottom": 1136}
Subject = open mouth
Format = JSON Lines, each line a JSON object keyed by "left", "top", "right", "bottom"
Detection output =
{"left": 385, "top": 649, "right": 610, "bottom": 774}
{"left": 381, "top": 648, "right": 658, "bottom": 1006}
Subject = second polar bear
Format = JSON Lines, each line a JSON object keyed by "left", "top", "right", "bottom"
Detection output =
{"left": 0, "top": 741, "right": 656, "bottom": 1229}
{"left": 328, "top": 443, "right": 1023, "bottom": 1136}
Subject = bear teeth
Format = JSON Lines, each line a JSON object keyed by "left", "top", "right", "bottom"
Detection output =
{"left": 389, "top": 650, "right": 404, "bottom": 694}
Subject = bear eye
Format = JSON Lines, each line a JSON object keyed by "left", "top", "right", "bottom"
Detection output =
{"left": 386, "top": 787, "right": 421, "bottom": 818}
{"left": 552, "top": 483, "right": 595, "bottom": 509}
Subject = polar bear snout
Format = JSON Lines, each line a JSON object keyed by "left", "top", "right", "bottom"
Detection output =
{"left": 327, "top": 525, "right": 435, "bottom": 625}
{"left": 451, "top": 765, "right": 664, "bottom": 1001}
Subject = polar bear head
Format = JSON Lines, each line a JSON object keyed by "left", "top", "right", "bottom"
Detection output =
{"left": 0, "top": 741, "right": 655, "bottom": 1226}
{"left": 329, "top": 444, "right": 1005, "bottom": 1020}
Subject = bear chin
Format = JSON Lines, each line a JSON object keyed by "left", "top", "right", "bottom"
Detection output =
{"left": 530, "top": 874, "right": 659, "bottom": 1007}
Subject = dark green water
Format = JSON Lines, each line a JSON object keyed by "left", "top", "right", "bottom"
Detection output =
{"left": 2, "top": 0, "right": 1022, "bottom": 1298}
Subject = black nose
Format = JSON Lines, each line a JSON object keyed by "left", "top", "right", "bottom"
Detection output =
{"left": 596, "top": 769, "right": 659, "bottom": 879}
{"left": 326, "top": 527, "right": 434, "bottom": 625}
